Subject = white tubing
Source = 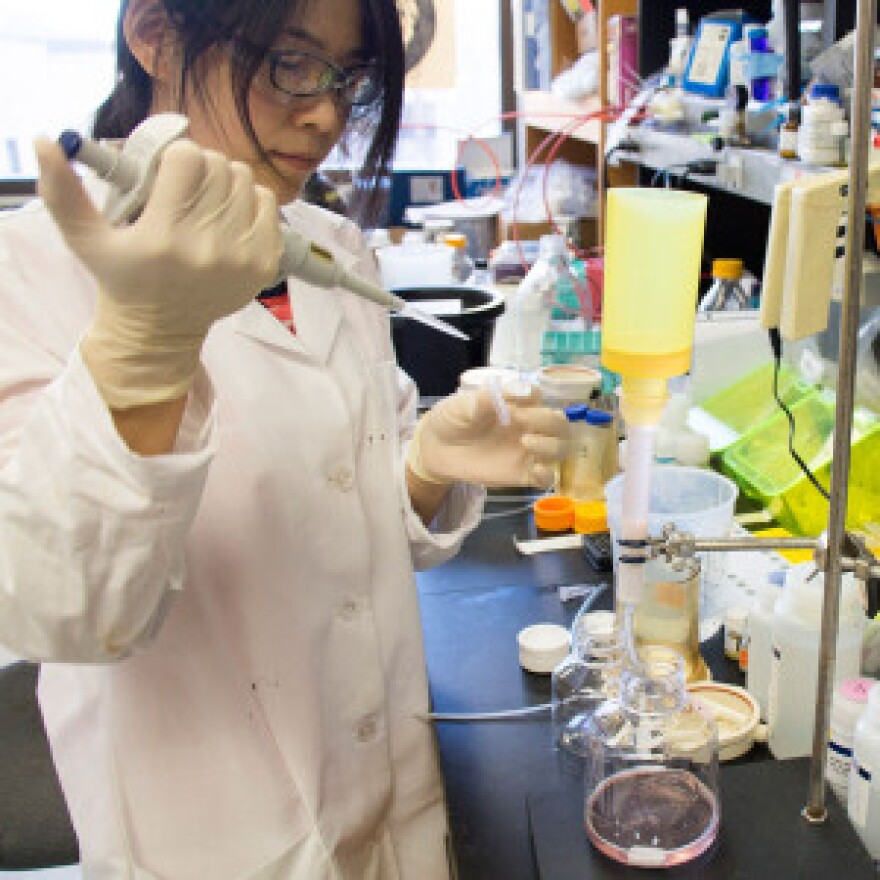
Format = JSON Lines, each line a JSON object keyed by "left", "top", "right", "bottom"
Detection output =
{"left": 617, "top": 423, "right": 657, "bottom": 605}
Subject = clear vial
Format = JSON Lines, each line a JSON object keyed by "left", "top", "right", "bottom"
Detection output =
{"left": 444, "top": 233, "right": 474, "bottom": 284}
{"left": 698, "top": 258, "right": 749, "bottom": 311}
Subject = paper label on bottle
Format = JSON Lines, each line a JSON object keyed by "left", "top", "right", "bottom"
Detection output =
{"left": 687, "top": 23, "right": 732, "bottom": 86}
{"left": 850, "top": 761, "right": 871, "bottom": 827}
{"left": 826, "top": 736, "right": 853, "bottom": 793}
{"left": 767, "top": 645, "right": 781, "bottom": 731}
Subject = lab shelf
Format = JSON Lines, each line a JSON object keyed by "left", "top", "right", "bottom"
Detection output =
{"left": 517, "top": 91, "right": 603, "bottom": 145}
{"left": 614, "top": 127, "right": 833, "bottom": 206}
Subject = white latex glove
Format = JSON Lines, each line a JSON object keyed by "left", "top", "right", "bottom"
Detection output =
{"left": 35, "top": 137, "right": 283, "bottom": 408}
{"left": 407, "top": 386, "right": 568, "bottom": 489}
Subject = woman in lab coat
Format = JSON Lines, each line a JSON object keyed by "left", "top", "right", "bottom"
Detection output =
{"left": 0, "top": 0, "right": 566, "bottom": 878}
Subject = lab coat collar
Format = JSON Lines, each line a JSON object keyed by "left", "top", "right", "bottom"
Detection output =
{"left": 231, "top": 201, "right": 358, "bottom": 364}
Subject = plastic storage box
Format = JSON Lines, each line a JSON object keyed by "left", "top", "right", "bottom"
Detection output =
{"left": 696, "top": 362, "right": 815, "bottom": 443}
{"left": 720, "top": 389, "right": 880, "bottom": 536}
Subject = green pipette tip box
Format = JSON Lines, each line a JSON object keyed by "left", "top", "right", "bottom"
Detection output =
{"left": 719, "top": 388, "right": 880, "bottom": 536}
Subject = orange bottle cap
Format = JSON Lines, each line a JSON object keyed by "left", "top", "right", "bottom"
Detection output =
{"left": 533, "top": 495, "right": 576, "bottom": 531}
{"left": 711, "top": 258, "right": 744, "bottom": 280}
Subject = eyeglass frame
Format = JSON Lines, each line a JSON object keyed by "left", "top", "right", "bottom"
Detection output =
{"left": 260, "top": 46, "right": 383, "bottom": 108}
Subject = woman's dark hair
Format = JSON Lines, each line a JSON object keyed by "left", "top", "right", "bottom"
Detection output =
{"left": 93, "top": 0, "right": 403, "bottom": 223}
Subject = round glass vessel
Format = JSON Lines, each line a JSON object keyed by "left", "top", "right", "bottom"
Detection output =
{"left": 551, "top": 610, "right": 623, "bottom": 775}
{"left": 583, "top": 645, "right": 720, "bottom": 868}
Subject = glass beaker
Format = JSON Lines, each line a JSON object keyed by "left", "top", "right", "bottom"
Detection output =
{"left": 583, "top": 645, "right": 721, "bottom": 869}
{"left": 551, "top": 610, "right": 622, "bottom": 776}
{"left": 633, "top": 555, "right": 709, "bottom": 683}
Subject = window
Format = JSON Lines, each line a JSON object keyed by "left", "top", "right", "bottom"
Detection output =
{"left": 0, "top": 1, "right": 117, "bottom": 178}
{"left": 394, "top": 0, "right": 502, "bottom": 169}
{"left": 0, "top": 0, "right": 503, "bottom": 178}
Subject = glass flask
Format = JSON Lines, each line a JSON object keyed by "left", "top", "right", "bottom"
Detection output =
{"left": 632, "top": 555, "right": 709, "bottom": 683}
{"left": 583, "top": 645, "right": 721, "bottom": 869}
{"left": 551, "top": 610, "right": 623, "bottom": 776}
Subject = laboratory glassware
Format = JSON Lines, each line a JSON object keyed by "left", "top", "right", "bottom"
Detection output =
{"left": 632, "top": 556, "right": 709, "bottom": 684}
{"left": 444, "top": 233, "right": 474, "bottom": 284}
{"left": 558, "top": 405, "right": 617, "bottom": 503}
{"left": 699, "top": 259, "right": 750, "bottom": 312}
{"left": 551, "top": 609, "right": 622, "bottom": 775}
{"left": 583, "top": 645, "right": 721, "bottom": 868}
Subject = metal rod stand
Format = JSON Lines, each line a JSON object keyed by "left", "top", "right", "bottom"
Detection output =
{"left": 804, "top": 0, "right": 878, "bottom": 822}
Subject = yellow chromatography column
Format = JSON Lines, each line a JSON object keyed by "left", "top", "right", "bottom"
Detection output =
{"left": 602, "top": 188, "right": 708, "bottom": 424}
{"left": 601, "top": 187, "right": 708, "bottom": 616}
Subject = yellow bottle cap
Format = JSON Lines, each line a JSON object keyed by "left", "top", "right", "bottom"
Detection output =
{"left": 573, "top": 500, "right": 608, "bottom": 533}
{"left": 712, "top": 258, "right": 744, "bottom": 280}
{"left": 444, "top": 233, "right": 468, "bottom": 250}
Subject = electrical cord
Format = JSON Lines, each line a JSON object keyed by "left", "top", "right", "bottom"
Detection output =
{"left": 768, "top": 328, "right": 831, "bottom": 502}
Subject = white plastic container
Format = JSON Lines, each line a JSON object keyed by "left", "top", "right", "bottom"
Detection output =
{"left": 375, "top": 242, "right": 454, "bottom": 289}
{"left": 797, "top": 99, "right": 847, "bottom": 166}
{"left": 744, "top": 579, "right": 778, "bottom": 721}
{"left": 491, "top": 234, "right": 573, "bottom": 373}
{"left": 767, "top": 564, "right": 866, "bottom": 759}
{"left": 828, "top": 678, "right": 875, "bottom": 802}
{"left": 849, "top": 683, "right": 880, "bottom": 858}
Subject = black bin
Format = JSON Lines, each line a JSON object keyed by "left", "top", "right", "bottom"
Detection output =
{"left": 391, "top": 285, "right": 505, "bottom": 399}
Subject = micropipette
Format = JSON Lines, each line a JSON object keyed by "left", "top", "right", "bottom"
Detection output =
{"left": 56, "top": 115, "right": 468, "bottom": 342}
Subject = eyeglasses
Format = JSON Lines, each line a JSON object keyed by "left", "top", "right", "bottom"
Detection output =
{"left": 264, "top": 48, "right": 382, "bottom": 108}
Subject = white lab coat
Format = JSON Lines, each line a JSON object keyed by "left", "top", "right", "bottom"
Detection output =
{"left": 0, "top": 186, "right": 485, "bottom": 879}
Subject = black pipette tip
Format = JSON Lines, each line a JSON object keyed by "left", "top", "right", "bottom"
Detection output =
{"left": 58, "top": 131, "right": 83, "bottom": 160}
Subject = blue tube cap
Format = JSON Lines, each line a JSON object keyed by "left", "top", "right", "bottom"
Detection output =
{"left": 810, "top": 83, "right": 841, "bottom": 103}
{"left": 585, "top": 409, "right": 613, "bottom": 426}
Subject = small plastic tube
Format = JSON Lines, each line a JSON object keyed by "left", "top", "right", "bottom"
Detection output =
{"left": 488, "top": 375, "right": 511, "bottom": 426}
{"left": 616, "top": 422, "right": 657, "bottom": 606}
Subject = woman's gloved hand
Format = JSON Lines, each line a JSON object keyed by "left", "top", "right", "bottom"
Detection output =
{"left": 35, "top": 137, "right": 283, "bottom": 409}
{"left": 407, "top": 385, "right": 568, "bottom": 489}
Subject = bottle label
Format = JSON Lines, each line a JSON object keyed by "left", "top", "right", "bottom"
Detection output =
{"left": 779, "top": 128, "right": 798, "bottom": 157}
{"left": 827, "top": 736, "right": 853, "bottom": 793}
{"left": 767, "top": 645, "right": 781, "bottom": 731}
{"left": 850, "top": 760, "right": 872, "bottom": 828}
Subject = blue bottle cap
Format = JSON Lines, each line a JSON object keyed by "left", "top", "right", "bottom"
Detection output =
{"left": 584, "top": 409, "right": 614, "bottom": 426}
{"left": 810, "top": 82, "right": 840, "bottom": 103}
{"left": 564, "top": 404, "right": 590, "bottom": 422}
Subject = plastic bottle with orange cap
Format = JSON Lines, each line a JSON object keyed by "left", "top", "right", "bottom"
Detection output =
{"left": 698, "top": 258, "right": 751, "bottom": 312}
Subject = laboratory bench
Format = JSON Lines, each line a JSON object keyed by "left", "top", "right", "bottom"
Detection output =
{"left": 416, "top": 498, "right": 877, "bottom": 880}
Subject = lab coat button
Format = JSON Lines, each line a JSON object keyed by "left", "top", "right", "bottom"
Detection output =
{"left": 356, "top": 717, "right": 377, "bottom": 742}
{"left": 329, "top": 465, "right": 355, "bottom": 491}
{"left": 340, "top": 598, "right": 358, "bottom": 619}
